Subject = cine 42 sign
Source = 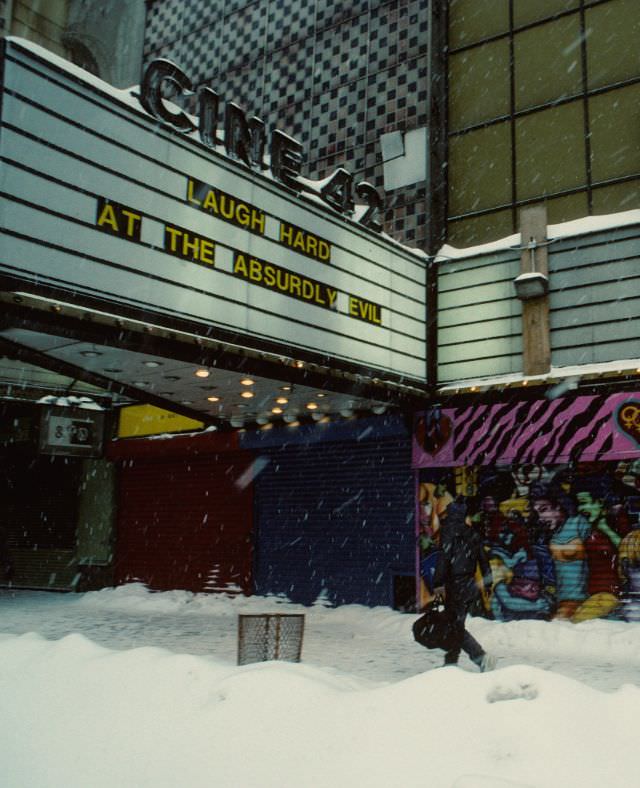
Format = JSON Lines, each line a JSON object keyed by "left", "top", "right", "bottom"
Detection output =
{"left": 139, "top": 59, "right": 384, "bottom": 231}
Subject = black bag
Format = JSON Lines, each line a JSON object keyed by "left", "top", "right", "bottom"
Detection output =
{"left": 412, "top": 601, "right": 457, "bottom": 651}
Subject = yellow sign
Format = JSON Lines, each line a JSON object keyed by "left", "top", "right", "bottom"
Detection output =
{"left": 96, "top": 197, "right": 142, "bottom": 241}
{"left": 186, "top": 177, "right": 265, "bottom": 235}
{"left": 164, "top": 223, "right": 215, "bottom": 266}
{"left": 118, "top": 405, "right": 204, "bottom": 438}
{"left": 279, "top": 221, "right": 331, "bottom": 262}
{"left": 233, "top": 251, "right": 338, "bottom": 310}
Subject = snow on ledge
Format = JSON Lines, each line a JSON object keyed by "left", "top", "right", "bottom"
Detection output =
{"left": 438, "top": 358, "right": 640, "bottom": 394}
{"left": 436, "top": 209, "right": 640, "bottom": 262}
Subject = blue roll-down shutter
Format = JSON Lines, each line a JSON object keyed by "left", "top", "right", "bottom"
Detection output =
{"left": 251, "top": 424, "right": 414, "bottom": 607}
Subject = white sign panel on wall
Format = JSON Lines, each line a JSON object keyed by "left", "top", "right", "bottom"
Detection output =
{"left": 0, "top": 38, "right": 427, "bottom": 385}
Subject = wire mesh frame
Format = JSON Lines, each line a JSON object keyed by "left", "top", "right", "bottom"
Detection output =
{"left": 237, "top": 613, "right": 305, "bottom": 666}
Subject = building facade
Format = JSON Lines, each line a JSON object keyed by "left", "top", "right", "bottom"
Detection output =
{"left": 1, "top": 1, "right": 638, "bottom": 616}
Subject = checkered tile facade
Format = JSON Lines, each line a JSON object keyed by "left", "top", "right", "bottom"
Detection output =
{"left": 142, "top": 0, "right": 431, "bottom": 249}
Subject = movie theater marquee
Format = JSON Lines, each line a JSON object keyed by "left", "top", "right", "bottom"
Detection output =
{"left": 0, "top": 38, "right": 427, "bottom": 384}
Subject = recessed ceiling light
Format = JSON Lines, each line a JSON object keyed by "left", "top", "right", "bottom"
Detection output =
{"left": 80, "top": 350, "right": 101, "bottom": 358}
{"left": 195, "top": 368, "right": 210, "bottom": 378}
{"left": 143, "top": 360, "right": 162, "bottom": 368}
{"left": 241, "top": 391, "right": 255, "bottom": 399}
{"left": 207, "top": 396, "right": 220, "bottom": 402}
{"left": 306, "top": 402, "right": 318, "bottom": 410}
{"left": 163, "top": 375, "right": 180, "bottom": 381}
{"left": 280, "top": 385, "right": 292, "bottom": 391}
{"left": 271, "top": 407, "right": 283, "bottom": 414}
{"left": 181, "top": 400, "right": 193, "bottom": 405}
{"left": 240, "top": 378, "right": 255, "bottom": 386}
{"left": 276, "top": 397, "right": 288, "bottom": 405}
{"left": 316, "top": 393, "right": 326, "bottom": 398}
{"left": 133, "top": 381, "right": 149, "bottom": 387}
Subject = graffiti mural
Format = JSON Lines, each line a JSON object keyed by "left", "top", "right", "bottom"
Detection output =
{"left": 418, "top": 462, "right": 640, "bottom": 623}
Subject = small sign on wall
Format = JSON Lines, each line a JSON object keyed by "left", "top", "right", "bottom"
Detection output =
{"left": 39, "top": 406, "right": 105, "bottom": 457}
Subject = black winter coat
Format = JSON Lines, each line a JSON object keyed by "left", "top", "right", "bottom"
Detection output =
{"left": 433, "top": 502, "right": 491, "bottom": 588}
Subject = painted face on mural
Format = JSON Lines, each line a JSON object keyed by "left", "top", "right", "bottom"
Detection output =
{"left": 531, "top": 498, "right": 565, "bottom": 531}
{"left": 481, "top": 495, "right": 498, "bottom": 514}
{"left": 512, "top": 464, "right": 543, "bottom": 496}
{"left": 575, "top": 492, "right": 604, "bottom": 525}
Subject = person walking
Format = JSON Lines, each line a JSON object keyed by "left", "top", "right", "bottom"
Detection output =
{"left": 433, "top": 497, "right": 496, "bottom": 671}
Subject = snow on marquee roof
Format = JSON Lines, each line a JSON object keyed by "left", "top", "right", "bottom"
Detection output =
{"left": 438, "top": 358, "right": 640, "bottom": 396}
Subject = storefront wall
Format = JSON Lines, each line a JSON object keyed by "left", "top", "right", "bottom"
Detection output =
{"left": 414, "top": 393, "right": 640, "bottom": 622}
{"left": 243, "top": 416, "right": 415, "bottom": 608}
{"left": 109, "top": 433, "right": 254, "bottom": 594}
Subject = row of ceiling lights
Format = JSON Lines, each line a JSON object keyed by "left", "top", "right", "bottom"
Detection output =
{"left": 78, "top": 350, "right": 355, "bottom": 416}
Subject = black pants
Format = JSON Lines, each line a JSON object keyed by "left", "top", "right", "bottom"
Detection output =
{"left": 444, "top": 576, "right": 485, "bottom": 665}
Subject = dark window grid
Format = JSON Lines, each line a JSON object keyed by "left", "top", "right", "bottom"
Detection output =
{"left": 579, "top": 1, "right": 594, "bottom": 214}
{"left": 447, "top": 0, "right": 640, "bottom": 226}
{"left": 508, "top": 0, "right": 517, "bottom": 233}
{"left": 447, "top": 79, "right": 640, "bottom": 224}
{"left": 447, "top": 0, "right": 613, "bottom": 57}
{"left": 448, "top": 67, "right": 640, "bottom": 138}
{"left": 446, "top": 172, "right": 640, "bottom": 224}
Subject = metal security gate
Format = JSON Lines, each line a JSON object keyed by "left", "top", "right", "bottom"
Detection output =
{"left": 113, "top": 442, "right": 254, "bottom": 594}
{"left": 252, "top": 430, "right": 414, "bottom": 607}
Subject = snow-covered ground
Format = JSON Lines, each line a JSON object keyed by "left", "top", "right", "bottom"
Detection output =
{"left": 0, "top": 585, "right": 639, "bottom": 788}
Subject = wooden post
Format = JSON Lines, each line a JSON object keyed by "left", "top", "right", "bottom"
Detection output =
{"left": 519, "top": 205, "right": 551, "bottom": 377}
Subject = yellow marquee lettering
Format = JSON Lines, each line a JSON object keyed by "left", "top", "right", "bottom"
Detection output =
{"left": 234, "top": 254, "right": 249, "bottom": 277}
{"left": 280, "top": 223, "right": 293, "bottom": 245}
{"left": 186, "top": 178, "right": 201, "bottom": 206}
{"left": 302, "top": 280, "right": 314, "bottom": 300}
{"left": 318, "top": 240, "right": 330, "bottom": 261}
{"left": 306, "top": 235, "right": 318, "bottom": 257}
{"left": 203, "top": 189, "right": 219, "bottom": 213}
{"left": 97, "top": 202, "right": 119, "bottom": 232}
{"left": 165, "top": 225, "right": 181, "bottom": 252}
{"left": 219, "top": 194, "right": 235, "bottom": 220}
{"left": 289, "top": 273, "right": 302, "bottom": 296}
{"left": 263, "top": 265, "right": 277, "bottom": 287}
{"left": 235, "top": 202, "right": 250, "bottom": 226}
{"left": 199, "top": 238, "right": 214, "bottom": 265}
{"left": 121, "top": 208, "right": 141, "bottom": 238}
{"left": 181, "top": 232, "right": 200, "bottom": 260}
{"left": 276, "top": 269, "right": 289, "bottom": 291}
{"left": 251, "top": 210, "right": 265, "bottom": 234}
{"left": 249, "top": 257, "right": 263, "bottom": 281}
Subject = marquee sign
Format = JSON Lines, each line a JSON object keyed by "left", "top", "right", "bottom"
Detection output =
{"left": 0, "top": 38, "right": 427, "bottom": 384}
